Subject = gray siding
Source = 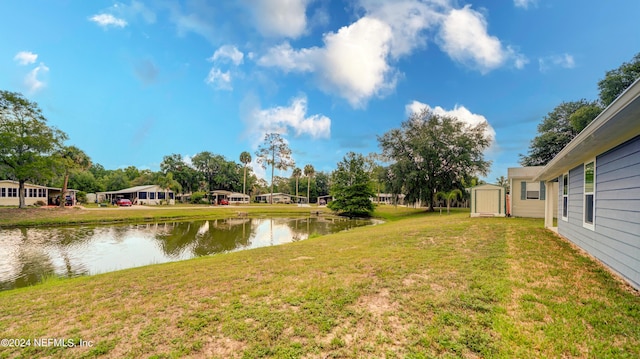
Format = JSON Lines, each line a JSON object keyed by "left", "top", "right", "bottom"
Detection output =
{"left": 558, "top": 135, "right": 640, "bottom": 289}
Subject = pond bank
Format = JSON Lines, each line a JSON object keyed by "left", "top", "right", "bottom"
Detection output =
{"left": 0, "top": 205, "right": 334, "bottom": 228}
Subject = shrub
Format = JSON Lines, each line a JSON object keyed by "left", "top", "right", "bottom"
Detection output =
{"left": 191, "top": 191, "right": 206, "bottom": 204}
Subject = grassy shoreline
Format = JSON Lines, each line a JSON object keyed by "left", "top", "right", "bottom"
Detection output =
{"left": 1, "top": 207, "right": 639, "bottom": 358}
{"left": 0, "top": 205, "right": 337, "bottom": 228}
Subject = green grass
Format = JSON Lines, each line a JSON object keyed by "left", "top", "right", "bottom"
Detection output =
{"left": 1, "top": 208, "right": 639, "bottom": 358}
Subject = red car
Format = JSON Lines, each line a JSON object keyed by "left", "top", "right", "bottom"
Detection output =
{"left": 117, "top": 198, "right": 132, "bottom": 207}
{"left": 219, "top": 199, "right": 229, "bottom": 205}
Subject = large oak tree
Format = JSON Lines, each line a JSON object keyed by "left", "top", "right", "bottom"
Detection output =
{"left": 378, "top": 109, "right": 491, "bottom": 211}
{"left": 0, "top": 91, "right": 67, "bottom": 208}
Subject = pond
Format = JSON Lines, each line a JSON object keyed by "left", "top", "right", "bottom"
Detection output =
{"left": 0, "top": 216, "right": 380, "bottom": 290}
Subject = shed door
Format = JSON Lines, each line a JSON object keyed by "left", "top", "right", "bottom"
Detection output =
{"left": 476, "top": 189, "right": 499, "bottom": 213}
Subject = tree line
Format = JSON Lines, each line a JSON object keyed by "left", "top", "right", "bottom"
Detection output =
{"left": 520, "top": 53, "right": 640, "bottom": 166}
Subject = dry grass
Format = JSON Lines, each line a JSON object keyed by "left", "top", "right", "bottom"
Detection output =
{"left": 1, "top": 208, "right": 639, "bottom": 358}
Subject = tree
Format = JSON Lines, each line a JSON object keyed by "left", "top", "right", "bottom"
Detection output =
{"left": 569, "top": 104, "right": 602, "bottom": 133}
{"left": 0, "top": 91, "right": 67, "bottom": 208}
{"left": 160, "top": 154, "right": 200, "bottom": 195}
{"left": 378, "top": 109, "right": 491, "bottom": 211}
{"left": 292, "top": 167, "right": 302, "bottom": 198}
{"left": 255, "top": 133, "right": 295, "bottom": 204}
{"left": 56, "top": 145, "right": 91, "bottom": 207}
{"left": 327, "top": 152, "right": 375, "bottom": 217}
{"left": 435, "top": 189, "right": 463, "bottom": 214}
{"left": 192, "top": 151, "right": 225, "bottom": 203}
{"left": 303, "top": 164, "right": 315, "bottom": 204}
{"left": 598, "top": 53, "right": 640, "bottom": 107}
{"left": 496, "top": 175, "right": 509, "bottom": 193}
{"left": 240, "top": 151, "right": 252, "bottom": 196}
{"left": 519, "top": 100, "right": 597, "bottom": 166}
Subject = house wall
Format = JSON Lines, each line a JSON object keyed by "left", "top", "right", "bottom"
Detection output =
{"left": 558, "top": 135, "right": 640, "bottom": 289}
{"left": 0, "top": 182, "right": 49, "bottom": 206}
{"left": 511, "top": 179, "right": 546, "bottom": 218}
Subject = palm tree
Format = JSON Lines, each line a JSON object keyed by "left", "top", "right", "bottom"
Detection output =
{"left": 240, "top": 151, "right": 252, "bottom": 196}
{"left": 292, "top": 167, "right": 302, "bottom": 200}
{"left": 57, "top": 145, "right": 91, "bottom": 207}
{"left": 435, "top": 189, "right": 463, "bottom": 214}
{"left": 304, "top": 164, "right": 315, "bottom": 204}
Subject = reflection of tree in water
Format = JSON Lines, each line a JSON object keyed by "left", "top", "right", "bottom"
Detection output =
{"left": 288, "top": 216, "right": 375, "bottom": 238}
{"left": 192, "top": 218, "right": 254, "bottom": 256}
{"left": 155, "top": 221, "right": 200, "bottom": 258}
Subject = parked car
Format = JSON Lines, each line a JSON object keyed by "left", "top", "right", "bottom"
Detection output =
{"left": 117, "top": 198, "right": 132, "bottom": 207}
{"left": 219, "top": 199, "right": 229, "bottom": 205}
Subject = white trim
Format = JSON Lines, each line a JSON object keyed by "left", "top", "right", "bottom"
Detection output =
{"left": 583, "top": 159, "right": 596, "bottom": 231}
{"left": 561, "top": 172, "right": 569, "bottom": 222}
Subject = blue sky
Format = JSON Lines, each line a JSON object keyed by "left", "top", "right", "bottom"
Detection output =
{"left": 1, "top": 0, "right": 639, "bottom": 183}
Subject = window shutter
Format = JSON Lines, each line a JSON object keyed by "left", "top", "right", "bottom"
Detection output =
{"left": 540, "top": 181, "right": 546, "bottom": 200}
{"left": 521, "top": 181, "right": 526, "bottom": 200}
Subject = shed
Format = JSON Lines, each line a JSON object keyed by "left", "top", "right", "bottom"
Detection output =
{"left": 470, "top": 184, "right": 506, "bottom": 217}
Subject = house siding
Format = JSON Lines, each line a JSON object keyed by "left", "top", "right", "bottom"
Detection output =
{"left": 558, "top": 135, "right": 640, "bottom": 289}
{"left": 511, "top": 179, "right": 546, "bottom": 218}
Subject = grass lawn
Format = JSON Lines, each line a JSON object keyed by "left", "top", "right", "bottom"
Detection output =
{"left": 1, "top": 207, "right": 639, "bottom": 358}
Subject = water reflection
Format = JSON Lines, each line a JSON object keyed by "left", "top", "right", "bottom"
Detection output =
{"left": 0, "top": 216, "right": 379, "bottom": 290}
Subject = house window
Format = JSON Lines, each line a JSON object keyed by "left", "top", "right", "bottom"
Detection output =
{"left": 1, "top": 188, "right": 5, "bottom": 197}
{"left": 169, "top": 192, "right": 174, "bottom": 200}
{"left": 8, "top": 188, "right": 17, "bottom": 197}
{"left": 149, "top": 192, "right": 156, "bottom": 200}
{"left": 40, "top": 189, "right": 46, "bottom": 197}
{"left": 139, "top": 192, "right": 147, "bottom": 200}
{"left": 562, "top": 173, "right": 568, "bottom": 221}
{"left": 584, "top": 160, "right": 595, "bottom": 230}
{"left": 526, "top": 182, "right": 540, "bottom": 199}
{"left": 158, "top": 192, "right": 166, "bottom": 200}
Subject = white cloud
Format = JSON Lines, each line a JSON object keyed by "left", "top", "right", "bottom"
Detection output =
{"left": 538, "top": 53, "right": 575, "bottom": 72}
{"left": 205, "top": 68, "right": 232, "bottom": 90}
{"left": 514, "top": 0, "right": 537, "bottom": 9}
{"left": 258, "top": 1, "right": 524, "bottom": 108}
{"left": 24, "top": 63, "right": 49, "bottom": 93}
{"left": 406, "top": 100, "right": 496, "bottom": 144}
{"left": 246, "top": 0, "right": 310, "bottom": 38}
{"left": 89, "top": 13, "right": 128, "bottom": 28}
{"left": 246, "top": 96, "right": 331, "bottom": 147}
{"left": 210, "top": 45, "right": 244, "bottom": 66}
{"left": 438, "top": 5, "right": 521, "bottom": 74}
{"left": 358, "top": 0, "right": 444, "bottom": 58}
{"left": 259, "top": 17, "right": 397, "bottom": 108}
{"left": 257, "top": 42, "right": 317, "bottom": 73}
{"left": 14, "top": 51, "right": 38, "bottom": 65}
{"left": 319, "top": 17, "right": 396, "bottom": 107}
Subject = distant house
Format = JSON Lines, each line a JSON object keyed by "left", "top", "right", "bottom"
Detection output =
{"left": 470, "top": 184, "right": 506, "bottom": 217}
{"left": 0, "top": 180, "right": 78, "bottom": 206}
{"left": 508, "top": 166, "right": 558, "bottom": 218}
{"left": 211, "top": 190, "right": 250, "bottom": 204}
{"left": 372, "top": 193, "right": 405, "bottom": 205}
{"left": 98, "top": 185, "right": 175, "bottom": 205}
{"left": 255, "top": 193, "right": 291, "bottom": 204}
{"left": 533, "top": 78, "right": 640, "bottom": 289}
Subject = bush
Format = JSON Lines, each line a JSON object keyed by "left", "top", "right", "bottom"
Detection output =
{"left": 191, "top": 191, "right": 206, "bottom": 204}
{"left": 77, "top": 191, "right": 87, "bottom": 204}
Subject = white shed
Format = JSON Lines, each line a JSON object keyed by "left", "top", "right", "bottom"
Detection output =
{"left": 470, "top": 184, "right": 506, "bottom": 217}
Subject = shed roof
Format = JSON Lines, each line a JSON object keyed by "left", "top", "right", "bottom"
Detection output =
{"left": 534, "top": 78, "right": 640, "bottom": 182}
